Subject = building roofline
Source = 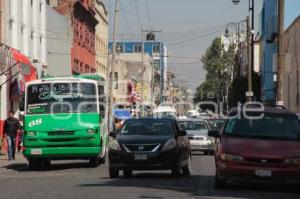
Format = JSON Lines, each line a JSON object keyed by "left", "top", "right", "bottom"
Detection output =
{"left": 285, "top": 15, "right": 300, "bottom": 34}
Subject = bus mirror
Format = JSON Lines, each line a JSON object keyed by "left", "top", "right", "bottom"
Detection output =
{"left": 19, "top": 97, "right": 25, "bottom": 111}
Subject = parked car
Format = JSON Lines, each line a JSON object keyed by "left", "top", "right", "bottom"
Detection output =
{"left": 178, "top": 119, "right": 214, "bottom": 155}
{"left": 108, "top": 118, "right": 191, "bottom": 178}
{"left": 209, "top": 106, "right": 300, "bottom": 188}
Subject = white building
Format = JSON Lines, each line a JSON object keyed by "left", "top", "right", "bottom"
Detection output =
{"left": 1, "top": 0, "right": 47, "bottom": 116}
{"left": 6, "top": 0, "right": 47, "bottom": 72}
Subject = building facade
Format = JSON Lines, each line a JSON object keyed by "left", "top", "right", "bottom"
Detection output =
{"left": 94, "top": 0, "right": 108, "bottom": 80}
{"left": 46, "top": 4, "right": 73, "bottom": 76}
{"left": 260, "top": 0, "right": 278, "bottom": 102}
{"left": 51, "top": 0, "right": 98, "bottom": 74}
{"left": 283, "top": 16, "right": 300, "bottom": 113}
{"left": 109, "top": 38, "right": 168, "bottom": 103}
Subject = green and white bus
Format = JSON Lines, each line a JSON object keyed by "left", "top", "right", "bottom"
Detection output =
{"left": 21, "top": 74, "right": 108, "bottom": 169}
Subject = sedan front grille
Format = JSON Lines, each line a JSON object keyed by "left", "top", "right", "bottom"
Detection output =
{"left": 123, "top": 144, "right": 161, "bottom": 152}
{"left": 188, "top": 136, "right": 205, "bottom": 141}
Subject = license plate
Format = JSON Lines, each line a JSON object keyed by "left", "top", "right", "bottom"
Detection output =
{"left": 134, "top": 154, "right": 147, "bottom": 160}
{"left": 255, "top": 169, "right": 272, "bottom": 177}
{"left": 31, "top": 149, "right": 42, "bottom": 155}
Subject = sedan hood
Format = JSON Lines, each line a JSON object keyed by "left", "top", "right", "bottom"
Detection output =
{"left": 117, "top": 135, "right": 173, "bottom": 145}
{"left": 222, "top": 137, "right": 300, "bottom": 158}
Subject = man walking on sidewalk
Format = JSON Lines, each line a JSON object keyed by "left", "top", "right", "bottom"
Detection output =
{"left": 2, "top": 111, "right": 20, "bottom": 161}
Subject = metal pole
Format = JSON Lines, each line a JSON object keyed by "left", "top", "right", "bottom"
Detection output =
{"left": 141, "top": 30, "right": 145, "bottom": 117}
{"left": 250, "top": 0, "right": 254, "bottom": 100}
{"left": 247, "top": 16, "right": 252, "bottom": 101}
{"left": 277, "top": 0, "right": 285, "bottom": 104}
{"left": 108, "top": 0, "right": 119, "bottom": 132}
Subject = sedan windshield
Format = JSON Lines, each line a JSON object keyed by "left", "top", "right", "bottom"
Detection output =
{"left": 121, "top": 119, "right": 173, "bottom": 135}
{"left": 224, "top": 112, "right": 300, "bottom": 140}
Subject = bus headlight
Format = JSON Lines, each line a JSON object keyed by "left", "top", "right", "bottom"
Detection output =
{"left": 27, "top": 131, "right": 36, "bottom": 136}
{"left": 87, "top": 129, "right": 96, "bottom": 135}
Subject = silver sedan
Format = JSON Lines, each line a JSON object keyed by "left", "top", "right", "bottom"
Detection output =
{"left": 177, "top": 119, "right": 214, "bottom": 155}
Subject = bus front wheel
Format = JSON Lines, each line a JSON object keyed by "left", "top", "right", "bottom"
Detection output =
{"left": 89, "top": 157, "right": 100, "bottom": 167}
{"left": 28, "top": 159, "right": 42, "bottom": 170}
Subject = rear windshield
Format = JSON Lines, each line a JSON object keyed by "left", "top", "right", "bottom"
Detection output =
{"left": 121, "top": 119, "right": 173, "bottom": 135}
{"left": 224, "top": 112, "right": 300, "bottom": 140}
{"left": 178, "top": 121, "right": 208, "bottom": 131}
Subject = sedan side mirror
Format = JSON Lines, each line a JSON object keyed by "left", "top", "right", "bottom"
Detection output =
{"left": 179, "top": 130, "right": 187, "bottom": 136}
{"left": 208, "top": 129, "right": 220, "bottom": 138}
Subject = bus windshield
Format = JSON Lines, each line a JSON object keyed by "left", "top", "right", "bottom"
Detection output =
{"left": 26, "top": 82, "right": 97, "bottom": 114}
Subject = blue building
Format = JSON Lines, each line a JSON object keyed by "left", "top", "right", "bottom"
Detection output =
{"left": 109, "top": 36, "right": 168, "bottom": 102}
{"left": 260, "top": 0, "right": 278, "bottom": 102}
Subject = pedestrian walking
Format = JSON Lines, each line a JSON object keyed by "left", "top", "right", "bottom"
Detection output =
{"left": 2, "top": 111, "right": 20, "bottom": 161}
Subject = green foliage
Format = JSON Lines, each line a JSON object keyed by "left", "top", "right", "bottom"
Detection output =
{"left": 194, "top": 37, "right": 236, "bottom": 103}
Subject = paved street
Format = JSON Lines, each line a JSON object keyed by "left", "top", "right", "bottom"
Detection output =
{"left": 0, "top": 152, "right": 299, "bottom": 199}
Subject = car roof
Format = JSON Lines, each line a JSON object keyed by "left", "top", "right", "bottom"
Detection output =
{"left": 177, "top": 118, "right": 206, "bottom": 122}
{"left": 229, "top": 105, "right": 296, "bottom": 115}
{"left": 125, "top": 117, "right": 176, "bottom": 122}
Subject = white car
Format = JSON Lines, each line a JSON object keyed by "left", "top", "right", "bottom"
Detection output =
{"left": 177, "top": 119, "right": 214, "bottom": 155}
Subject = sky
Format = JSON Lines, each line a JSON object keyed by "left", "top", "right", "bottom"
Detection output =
{"left": 102, "top": 0, "right": 300, "bottom": 92}
{"left": 285, "top": 0, "right": 300, "bottom": 28}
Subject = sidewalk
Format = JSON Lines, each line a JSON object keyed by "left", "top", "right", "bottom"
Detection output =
{"left": 0, "top": 152, "right": 27, "bottom": 168}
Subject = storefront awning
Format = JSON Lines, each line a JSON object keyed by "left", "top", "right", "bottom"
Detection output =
{"left": 10, "top": 48, "right": 37, "bottom": 82}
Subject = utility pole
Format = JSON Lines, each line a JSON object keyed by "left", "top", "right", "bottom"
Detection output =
{"left": 277, "top": 0, "right": 285, "bottom": 105}
{"left": 108, "top": 0, "right": 119, "bottom": 132}
{"left": 246, "top": 16, "right": 252, "bottom": 101}
{"left": 141, "top": 29, "right": 161, "bottom": 117}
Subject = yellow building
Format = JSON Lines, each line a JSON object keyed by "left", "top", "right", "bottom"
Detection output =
{"left": 94, "top": 0, "right": 109, "bottom": 79}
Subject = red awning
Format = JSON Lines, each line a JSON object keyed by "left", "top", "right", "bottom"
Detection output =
{"left": 10, "top": 48, "right": 37, "bottom": 82}
{"left": 11, "top": 48, "right": 31, "bottom": 64}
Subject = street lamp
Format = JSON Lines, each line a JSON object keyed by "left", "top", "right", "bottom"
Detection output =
{"left": 231, "top": 0, "right": 255, "bottom": 101}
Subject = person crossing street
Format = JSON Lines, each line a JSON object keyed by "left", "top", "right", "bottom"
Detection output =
{"left": 2, "top": 111, "right": 20, "bottom": 161}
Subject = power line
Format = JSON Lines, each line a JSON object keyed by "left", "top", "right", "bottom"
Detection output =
{"left": 120, "top": 1, "right": 134, "bottom": 36}
{"left": 134, "top": 0, "right": 143, "bottom": 29}
{"left": 144, "top": 0, "right": 153, "bottom": 29}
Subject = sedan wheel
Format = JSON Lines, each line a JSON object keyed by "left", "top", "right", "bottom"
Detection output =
{"left": 214, "top": 174, "right": 227, "bottom": 189}
{"left": 109, "top": 168, "right": 119, "bottom": 178}
{"left": 123, "top": 169, "right": 133, "bottom": 178}
{"left": 171, "top": 159, "right": 182, "bottom": 177}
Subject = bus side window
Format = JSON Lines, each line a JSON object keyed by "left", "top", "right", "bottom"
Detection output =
{"left": 98, "top": 85, "right": 105, "bottom": 119}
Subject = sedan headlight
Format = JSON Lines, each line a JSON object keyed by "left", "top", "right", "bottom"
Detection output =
{"left": 284, "top": 158, "right": 300, "bottom": 165}
{"left": 220, "top": 153, "right": 244, "bottom": 162}
{"left": 161, "top": 138, "right": 177, "bottom": 152}
{"left": 109, "top": 140, "right": 121, "bottom": 150}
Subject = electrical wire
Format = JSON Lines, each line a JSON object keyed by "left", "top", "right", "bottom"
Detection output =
{"left": 134, "top": 0, "right": 143, "bottom": 29}
{"left": 120, "top": 1, "right": 135, "bottom": 37}
{"left": 145, "top": 0, "right": 153, "bottom": 29}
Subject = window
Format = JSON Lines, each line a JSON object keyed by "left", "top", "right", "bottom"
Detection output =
{"left": 153, "top": 44, "right": 160, "bottom": 53}
{"left": 133, "top": 44, "right": 142, "bottom": 53}
{"left": 116, "top": 44, "right": 123, "bottom": 53}
{"left": 114, "top": 72, "right": 118, "bottom": 89}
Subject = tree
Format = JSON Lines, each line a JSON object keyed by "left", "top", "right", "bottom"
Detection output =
{"left": 194, "top": 37, "right": 236, "bottom": 109}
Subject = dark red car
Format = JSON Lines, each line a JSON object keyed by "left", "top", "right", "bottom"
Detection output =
{"left": 209, "top": 106, "right": 300, "bottom": 188}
